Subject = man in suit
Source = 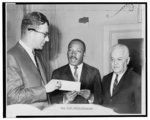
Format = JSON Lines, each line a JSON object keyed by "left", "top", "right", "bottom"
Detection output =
{"left": 7, "top": 12, "right": 61, "bottom": 109}
{"left": 102, "top": 44, "right": 141, "bottom": 113}
{"left": 49, "top": 39, "right": 102, "bottom": 104}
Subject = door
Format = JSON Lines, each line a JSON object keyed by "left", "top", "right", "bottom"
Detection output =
{"left": 118, "top": 38, "right": 143, "bottom": 75}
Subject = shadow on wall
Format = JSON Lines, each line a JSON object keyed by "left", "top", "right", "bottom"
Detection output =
{"left": 36, "top": 24, "right": 62, "bottom": 81}
{"left": 118, "top": 38, "right": 143, "bottom": 75}
{"left": 48, "top": 24, "right": 62, "bottom": 61}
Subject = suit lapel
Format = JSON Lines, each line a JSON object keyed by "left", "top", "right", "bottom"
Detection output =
{"left": 112, "top": 69, "right": 130, "bottom": 96}
{"left": 80, "top": 63, "right": 89, "bottom": 88}
{"left": 36, "top": 56, "right": 47, "bottom": 85}
{"left": 65, "top": 64, "right": 75, "bottom": 81}
{"left": 106, "top": 73, "right": 113, "bottom": 98}
{"left": 17, "top": 43, "right": 45, "bottom": 85}
{"left": 17, "top": 43, "right": 38, "bottom": 70}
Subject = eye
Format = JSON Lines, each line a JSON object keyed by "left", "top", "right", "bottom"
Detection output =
{"left": 117, "top": 58, "right": 124, "bottom": 61}
{"left": 44, "top": 32, "right": 49, "bottom": 38}
{"left": 68, "top": 49, "right": 72, "bottom": 52}
{"left": 111, "top": 58, "right": 114, "bottom": 61}
{"left": 77, "top": 50, "right": 82, "bottom": 53}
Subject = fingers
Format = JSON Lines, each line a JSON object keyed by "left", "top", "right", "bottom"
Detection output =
{"left": 55, "top": 80, "right": 61, "bottom": 89}
{"left": 65, "top": 91, "right": 78, "bottom": 102}
{"left": 66, "top": 91, "right": 78, "bottom": 98}
{"left": 67, "top": 91, "right": 78, "bottom": 97}
{"left": 78, "top": 89, "right": 91, "bottom": 99}
{"left": 79, "top": 89, "right": 90, "bottom": 95}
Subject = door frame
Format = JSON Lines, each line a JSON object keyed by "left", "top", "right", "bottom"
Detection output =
{"left": 103, "top": 23, "right": 146, "bottom": 114}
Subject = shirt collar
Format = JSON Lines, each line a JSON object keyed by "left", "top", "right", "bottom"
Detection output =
{"left": 69, "top": 63, "right": 83, "bottom": 81}
{"left": 69, "top": 63, "right": 83, "bottom": 69}
{"left": 113, "top": 68, "right": 127, "bottom": 82}
{"left": 19, "top": 40, "right": 33, "bottom": 53}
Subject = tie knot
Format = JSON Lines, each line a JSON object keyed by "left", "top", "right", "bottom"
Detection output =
{"left": 32, "top": 50, "right": 35, "bottom": 56}
{"left": 74, "top": 66, "right": 78, "bottom": 70}
{"left": 116, "top": 74, "right": 118, "bottom": 78}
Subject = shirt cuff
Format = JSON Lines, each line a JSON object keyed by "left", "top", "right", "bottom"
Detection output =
{"left": 88, "top": 94, "right": 94, "bottom": 104}
{"left": 63, "top": 95, "right": 69, "bottom": 104}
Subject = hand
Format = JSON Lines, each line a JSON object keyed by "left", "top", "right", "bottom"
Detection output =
{"left": 45, "top": 79, "right": 61, "bottom": 93}
{"left": 78, "top": 89, "right": 91, "bottom": 100}
{"left": 64, "top": 91, "right": 78, "bottom": 103}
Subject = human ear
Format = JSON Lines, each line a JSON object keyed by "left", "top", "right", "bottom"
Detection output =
{"left": 83, "top": 52, "right": 86, "bottom": 57}
{"left": 126, "top": 57, "right": 130, "bottom": 64}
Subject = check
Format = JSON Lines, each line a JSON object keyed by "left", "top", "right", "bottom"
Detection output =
{"left": 52, "top": 79, "right": 81, "bottom": 91}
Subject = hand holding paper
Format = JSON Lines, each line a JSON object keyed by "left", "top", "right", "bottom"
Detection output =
{"left": 78, "top": 89, "right": 91, "bottom": 100}
{"left": 45, "top": 79, "right": 61, "bottom": 93}
{"left": 64, "top": 91, "right": 78, "bottom": 103}
{"left": 51, "top": 79, "right": 81, "bottom": 91}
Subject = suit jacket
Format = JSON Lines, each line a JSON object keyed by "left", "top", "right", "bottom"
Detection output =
{"left": 49, "top": 63, "right": 102, "bottom": 104}
{"left": 102, "top": 68, "right": 141, "bottom": 113}
{"left": 7, "top": 42, "right": 48, "bottom": 109}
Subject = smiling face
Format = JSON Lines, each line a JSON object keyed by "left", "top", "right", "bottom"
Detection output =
{"left": 111, "top": 46, "right": 130, "bottom": 74}
{"left": 67, "top": 41, "right": 85, "bottom": 66}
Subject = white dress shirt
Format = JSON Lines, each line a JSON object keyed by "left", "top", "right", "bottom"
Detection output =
{"left": 69, "top": 63, "right": 83, "bottom": 82}
{"left": 19, "top": 40, "right": 37, "bottom": 66}
{"left": 110, "top": 70, "right": 126, "bottom": 96}
{"left": 67, "top": 63, "right": 94, "bottom": 103}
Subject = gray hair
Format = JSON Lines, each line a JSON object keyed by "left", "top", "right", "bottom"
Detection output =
{"left": 111, "top": 44, "right": 130, "bottom": 58}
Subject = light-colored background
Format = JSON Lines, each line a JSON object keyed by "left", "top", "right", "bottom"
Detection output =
{"left": 6, "top": 4, "right": 145, "bottom": 77}
{"left": 4, "top": 2, "right": 147, "bottom": 117}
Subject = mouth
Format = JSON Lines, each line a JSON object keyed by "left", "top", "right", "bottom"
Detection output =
{"left": 41, "top": 42, "right": 45, "bottom": 47}
{"left": 113, "top": 66, "right": 120, "bottom": 70}
{"left": 69, "top": 56, "right": 77, "bottom": 62}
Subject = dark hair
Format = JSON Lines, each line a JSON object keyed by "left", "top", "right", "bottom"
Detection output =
{"left": 21, "top": 12, "right": 49, "bottom": 37}
{"left": 68, "top": 39, "right": 86, "bottom": 52}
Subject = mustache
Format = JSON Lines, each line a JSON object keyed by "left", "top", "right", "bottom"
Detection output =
{"left": 69, "top": 56, "right": 77, "bottom": 60}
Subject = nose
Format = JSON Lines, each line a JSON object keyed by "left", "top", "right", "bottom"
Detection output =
{"left": 114, "top": 60, "right": 118, "bottom": 65}
{"left": 71, "top": 51, "right": 77, "bottom": 56}
{"left": 44, "top": 35, "right": 49, "bottom": 42}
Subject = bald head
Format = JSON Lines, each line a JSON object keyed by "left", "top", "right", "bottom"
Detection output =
{"left": 111, "top": 44, "right": 130, "bottom": 74}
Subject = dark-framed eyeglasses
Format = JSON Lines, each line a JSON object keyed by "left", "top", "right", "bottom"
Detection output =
{"left": 28, "top": 28, "right": 49, "bottom": 38}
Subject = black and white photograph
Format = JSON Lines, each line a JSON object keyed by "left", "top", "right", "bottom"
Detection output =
{"left": 3, "top": 2, "right": 147, "bottom": 117}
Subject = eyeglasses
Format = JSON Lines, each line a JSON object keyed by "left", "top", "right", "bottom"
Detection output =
{"left": 28, "top": 28, "right": 49, "bottom": 38}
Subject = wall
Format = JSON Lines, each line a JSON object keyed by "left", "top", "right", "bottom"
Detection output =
{"left": 6, "top": 4, "right": 143, "bottom": 77}
{"left": 54, "top": 4, "right": 142, "bottom": 77}
{"left": 6, "top": 4, "right": 24, "bottom": 50}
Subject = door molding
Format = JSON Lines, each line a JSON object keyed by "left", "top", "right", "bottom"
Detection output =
{"left": 103, "top": 23, "right": 142, "bottom": 75}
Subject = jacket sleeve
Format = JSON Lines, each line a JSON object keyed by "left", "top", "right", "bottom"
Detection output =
{"left": 7, "top": 54, "right": 47, "bottom": 105}
{"left": 134, "top": 75, "right": 141, "bottom": 113}
{"left": 48, "top": 71, "right": 64, "bottom": 104}
{"left": 93, "top": 70, "right": 103, "bottom": 104}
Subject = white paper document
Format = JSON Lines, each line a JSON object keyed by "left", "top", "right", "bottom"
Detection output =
{"left": 52, "top": 79, "right": 81, "bottom": 91}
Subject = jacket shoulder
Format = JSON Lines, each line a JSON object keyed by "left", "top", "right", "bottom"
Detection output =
{"left": 102, "top": 72, "right": 113, "bottom": 82}
{"left": 103, "top": 72, "right": 113, "bottom": 78}
{"left": 84, "top": 63, "right": 99, "bottom": 72}
{"left": 128, "top": 69, "right": 141, "bottom": 85}
{"left": 7, "top": 43, "right": 22, "bottom": 56}
{"left": 53, "top": 64, "right": 68, "bottom": 73}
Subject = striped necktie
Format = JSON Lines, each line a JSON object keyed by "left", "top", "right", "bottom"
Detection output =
{"left": 32, "top": 51, "right": 44, "bottom": 84}
{"left": 74, "top": 66, "right": 78, "bottom": 81}
{"left": 112, "top": 74, "right": 118, "bottom": 95}
{"left": 32, "top": 51, "right": 39, "bottom": 68}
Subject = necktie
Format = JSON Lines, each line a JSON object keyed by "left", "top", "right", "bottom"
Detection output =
{"left": 74, "top": 66, "right": 78, "bottom": 81}
{"left": 32, "top": 51, "right": 39, "bottom": 69}
{"left": 112, "top": 74, "right": 118, "bottom": 95}
{"left": 32, "top": 51, "right": 44, "bottom": 85}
